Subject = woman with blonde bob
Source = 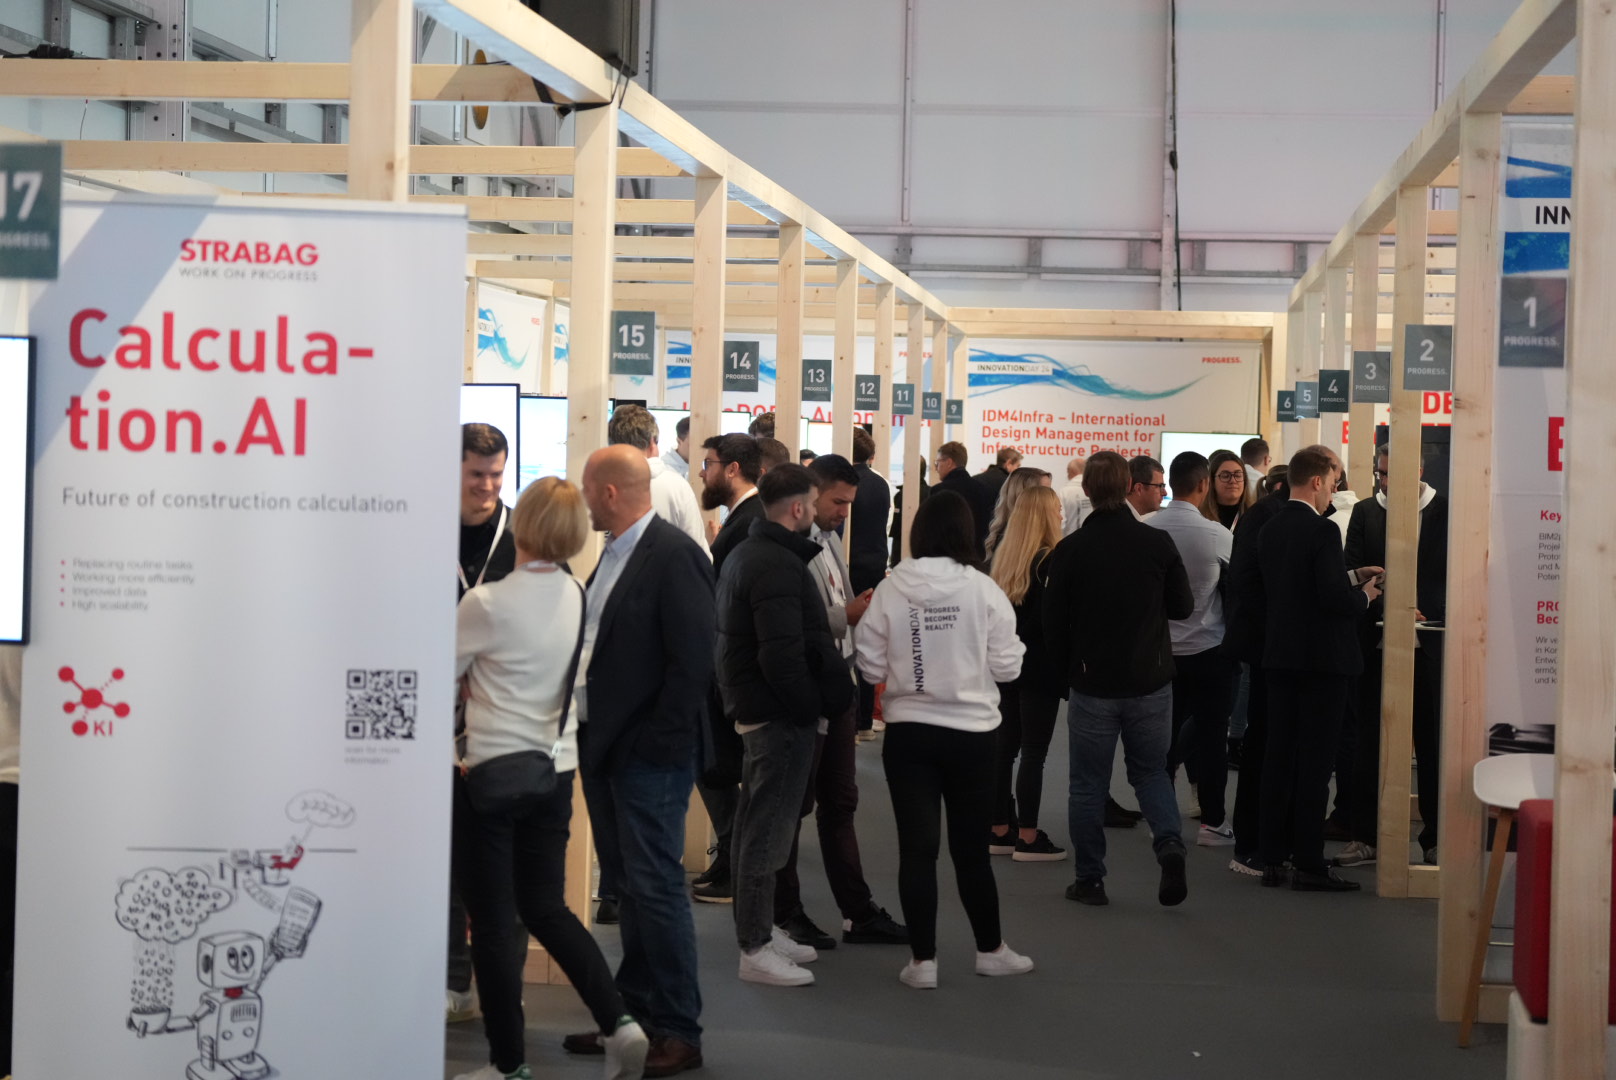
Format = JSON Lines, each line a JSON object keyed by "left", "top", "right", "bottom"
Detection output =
{"left": 986, "top": 485, "right": 1069, "bottom": 862}
{"left": 984, "top": 466, "right": 1052, "bottom": 564}
{"left": 454, "top": 477, "right": 648, "bottom": 1080}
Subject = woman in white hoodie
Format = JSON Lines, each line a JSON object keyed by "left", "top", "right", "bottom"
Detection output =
{"left": 856, "top": 491, "right": 1033, "bottom": 989}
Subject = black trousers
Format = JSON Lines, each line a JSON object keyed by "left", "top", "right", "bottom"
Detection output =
{"left": 454, "top": 770, "right": 624, "bottom": 1074}
{"left": 1352, "top": 633, "right": 1444, "bottom": 850}
{"left": 1260, "top": 671, "right": 1351, "bottom": 874}
{"left": 448, "top": 768, "right": 527, "bottom": 994}
{"left": 1231, "top": 666, "right": 1269, "bottom": 860}
{"left": 0, "top": 783, "right": 14, "bottom": 1077}
{"left": 883, "top": 724, "right": 1001, "bottom": 962}
{"left": 1168, "top": 648, "right": 1238, "bottom": 828}
{"left": 856, "top": 670, "right": 878, "bottom": 733}
{"left": 776, "top": 698, "right": 879, "bottom": 924}
{"left": 992, "top": 680, "right": 1062, "bottom": 830}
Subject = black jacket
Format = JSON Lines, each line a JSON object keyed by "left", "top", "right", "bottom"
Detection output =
{"left": 581, "top": 517, "right": 717, "bottom": 774}
{"left": 715, "top": 519, "right": 855, "bottom": 727}
{"left": 1043, "top": 507, "right": 1194, "bottom": 698}
{"left": 710, "top": 491, "right": 765, "bottom": 573}
{"left": 978, "top": 465, "right": 1011, "bottom": 502}
{"left": 1224, "top": 492, "right": 1288, "bottom": 664}
{"left": 457, "top": 503, "right": 516, "bottom": 600}
{"left": 1343, "top": 491, "right": 1449, "bottom": 623}
{"left": 1257, "top": 500, "right": 1370, "bottom": 675}
{"left": 1011, "top": 549, "right": 1066, "bottom": 699}
{"left": 849, "top": 463, "right": 891, "bottom": 593}
{"left": 889, "top": 478, "right": 930, "bottom": 567}
{"left": 939, "top": 468, "right": 995, "bottom": 558}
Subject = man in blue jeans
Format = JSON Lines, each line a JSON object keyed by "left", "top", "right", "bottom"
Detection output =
{"left": 1043, "top": 452, "right": 1194, "bottom": 908}
{"left": 572, "top": 446, "right": 715, "bottom": 1076}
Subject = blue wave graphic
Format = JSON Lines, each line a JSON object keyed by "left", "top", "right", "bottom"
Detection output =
{"left": 1503, "top": 232, "right": 1570, "bottom": 274}
{"left": 967, "top": 349, "right": 1204, "bottom": 401}
{"left": 1504, "top": 156, "right": 1572, "bottom": 199}
{"left": 477, "top": 306, "right": 530, "bottom": 370}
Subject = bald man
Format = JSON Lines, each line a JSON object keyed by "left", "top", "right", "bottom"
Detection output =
{"left": 571, "top": 444, "right": 715, "bottom": 1073}
{"left": 1059, "top": 456, "right": 1091, "bottom": 537}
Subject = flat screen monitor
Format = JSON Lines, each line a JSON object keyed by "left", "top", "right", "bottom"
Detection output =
{"left": 460, "top": 383, "right": 520, "bottom": 506}
{"left": 721, "top": 411, "right": 752, "bottom": 436}
{"left": 1157, "top": 431, "right": 1257, "bottom": 505}
{"left": 517, "top": 395, "right": 569, "bottom": 488}
{"left": 648, "top": 408, "right": 687, "bottom": 456}
{"left": 0, "top": 336, "right": 33, "bottom": 644}
{"left": 804, "top": 421, "right": 835, "bottom": 457}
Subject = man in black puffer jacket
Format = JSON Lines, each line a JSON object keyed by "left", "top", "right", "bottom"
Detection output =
{"left": 715, "top": 464, "right": 856, "bottom": 986}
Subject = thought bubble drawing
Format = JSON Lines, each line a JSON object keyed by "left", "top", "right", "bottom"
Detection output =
{"left": 285, "top": 790, "right": 356, "bottom": 831}
{"left": 131, "top": 939, "right": 177, "bottom": 1011}
{"left": 115, "top": 866, "right": 233, "bottom": 946}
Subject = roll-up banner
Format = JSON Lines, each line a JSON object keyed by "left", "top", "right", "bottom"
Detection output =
{"left": 17, "top": 195, "right": 465, "bottom": 1077}
{"left": 1486, "top": 120, "right": 1569, "bottom": 756}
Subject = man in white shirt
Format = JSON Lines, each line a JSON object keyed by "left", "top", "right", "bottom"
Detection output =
{"left": 1241, "top": 438, "right": 1271, "bottom": 493}
{"left": 1147, "top": 452, "right": 1238, "bottom": 846}
{"left": 1126, "top": 455, "right": 1167, "bottom": 520}
{"left": 661, "top": 415, "right": 692, "bottom": 479}
{"left": 608, "top": 405, "right": 710, "bottom": 557}
{"left": 1059, "top": 456, "right": 1090, "bottom": 536}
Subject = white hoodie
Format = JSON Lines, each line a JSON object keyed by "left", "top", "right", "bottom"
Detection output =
{"left": 854, "top": 556, "right": 1024, "bottom": 733}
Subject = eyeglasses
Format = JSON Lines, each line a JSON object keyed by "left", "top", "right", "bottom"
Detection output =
{"left": 1140, "top": 482, "right": 1168, "bottom": 491}
{"left": 1215, "top": 472, "right": 1244, "bottom": 483}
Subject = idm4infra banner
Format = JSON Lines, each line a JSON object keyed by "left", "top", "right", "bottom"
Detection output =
{"left": 966, "top": 340, "right": 1261, "bottom": 476}
{"left": 17, "top": 196, "right": 465, "bottom": 1077}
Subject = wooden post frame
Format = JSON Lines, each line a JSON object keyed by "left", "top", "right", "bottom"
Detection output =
{"left": 775, "top": 222, "right": 807, "bottom": 458}
{"left": 1325, "top": 266, "right": 1349, "bottom": 461}
{"left": 1349, "top": 235, "right": 1380, "bottom": 499}
{"left": 930, "top": 320, "right": 949, "bottom": 462}
{"left": 899, "top": 307, "right": 926, "bottom": 562}
{"left": 347, "top": 0, "right": 412, "bottom": 202}
{"left": 873, "top": 286, "right": 896, "bottom": 481}
{"left": 687, "top": 172, "right": 727, "bottom": 506}
{"left": 1300, "top": 289, "right": 1324, "bottom": 447}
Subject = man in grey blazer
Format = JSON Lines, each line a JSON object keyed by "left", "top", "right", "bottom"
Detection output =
{"left": 772, "top": 455, "right": 909, "bottom": 950}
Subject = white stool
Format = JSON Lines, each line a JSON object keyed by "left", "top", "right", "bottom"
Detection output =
{"left": 1460, "top": 753, "right": 1555, "bottom": 1047}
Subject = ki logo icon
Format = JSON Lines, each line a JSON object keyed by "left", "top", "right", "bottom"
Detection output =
{"left": 59, "top": 664, "right": 130, "bottom": 737}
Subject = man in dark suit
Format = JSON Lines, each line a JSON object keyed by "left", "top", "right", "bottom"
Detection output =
{"left": 690, "top": 433, "right": 765, "bottom": 902}
{"left": 1255, "top": 445, "right": 1382, "bottom": 893}
{"left": 977, "top": 446, "right": 1022, "bottom": 502}
{"left": 847, "top": 428, "right": 890, "bottom": 594}
{"left": 574, "top": 446, "right": 715, "bottom": 1075}
{"left": 933, "top": 441, "right": 994, "bottom": 558}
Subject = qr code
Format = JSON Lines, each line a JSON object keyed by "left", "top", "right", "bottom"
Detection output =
{"left": 345, "top": 669, "right": 417, "bottom": 740}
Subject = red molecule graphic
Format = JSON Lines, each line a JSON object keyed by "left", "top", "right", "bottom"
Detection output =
{"left": 60, "top": 665, "right": 130, "bottom": 733}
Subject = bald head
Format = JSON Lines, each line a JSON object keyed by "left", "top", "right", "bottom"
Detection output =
{"left": 582, "top": 445, "right": 652, "bottom": 535}
{"left": 1067, "top": 456, "right": 1085, "bottom": 481}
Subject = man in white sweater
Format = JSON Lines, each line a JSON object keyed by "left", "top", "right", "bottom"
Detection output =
{"left": 608, "top": 405, "right": 710, "bottom": 558}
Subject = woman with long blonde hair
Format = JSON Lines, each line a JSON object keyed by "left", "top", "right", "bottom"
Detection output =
{"left": 984, "top": 467, "right": 1052, "bottom": 564}
{"left": 986, "top": 485, "right": 1068, "bottom": 861}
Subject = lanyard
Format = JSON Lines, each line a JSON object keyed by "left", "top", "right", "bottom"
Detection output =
{"left": 457, "top": 504, "right": 508, "bottom": 593}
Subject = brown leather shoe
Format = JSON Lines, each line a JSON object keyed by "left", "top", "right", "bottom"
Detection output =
{"left": 562, "top": 1030, "right": 605, "bottom": 1055}
{"left": 643, "top": 1035, "right": 703, "bottom": 1077}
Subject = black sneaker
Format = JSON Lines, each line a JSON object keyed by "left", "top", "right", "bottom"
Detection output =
{"left": 1292, "top": 868, "right": 1363, "bottom": 893}
{"left": 1012, "top": 830, "right": 1068, "bottom": 862}
{"left": 595, "top": 897, "right": 619, "bottom": 925}
{"left": 692, "top": 850, "right": 729, "bottom": 888}
{"left": 1065, "top": 879, "right": 1109, "bottom": 906}
{"left": 1261, "top": 865, "right": 1288, "bottom": 889}
{"left": 1104, "top": 796, "right": 1140, "bottom": 829}
{"left": 1157, "top": 845, "right": 1188, "bottom": 907}
{"left": 691, "top": 877, "right": 733, "bottom": 904}
{"left": 842, "top": 907, "right": 909, "bottom": 945}
{"left": 778, "top": 910, "right": 837, "bottom": 950}
{"left": 1226, "top": 737, "right": 1243, "bottom": 771}
{"left": 987, "top": 830, "right": 1017, "bottom": 856}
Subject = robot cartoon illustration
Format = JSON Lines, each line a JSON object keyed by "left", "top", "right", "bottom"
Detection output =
{"left": 127, "top": 887, "right": 321, "bottom": 1080}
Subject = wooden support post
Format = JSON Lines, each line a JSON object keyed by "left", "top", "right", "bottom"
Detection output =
{"left": 347, "top": 0, "right": 412, "bottom": 201}
{"left": 930, "top": 319, "right": 949, "bottom": 462}
{"left": 1325, "top": 266, "right": 1349, "bottom": 460}
{"left": 1436, "top": 109, "right": 1502, "bottom": 1024}
{"left": 539, "top": 293, "right": 556, "bottom": 397}
{"left": 951, "top": 332, "right": 969, "bottom": 440}
{"left": 775, "top": 222, "right": 806, "bottom": 458}
{"left": 873, "top": 285, "right": 895, "bottom": 480}
{"left": 687, "top": 172, "right": 727, "bottom": 505}
{"left": 1268, "top": 312, "right": 1289, "bottom": 455}
{"left": 1550, "top": 2, "right": 1616, "bottom": 1071}
{"left": 832, "top": 261, "right": 858, "bottom": 460}
{"left": 463, "top": 278, "right": 477, "bottom": 382}
{"left": 1378, "top": 184, "right": 1427, "bottom": 899}
{"left": 1299, "top": 289, "right": 1323, "bottom": 446}
{"left": 1349, "top": 234, "right": 1380, "bottom": 498}
{"left": 900, "top": 307, "right": 926, "bottom": 563}
{"left": 1282, "top": 305, "right": 1304, "bottom": 460}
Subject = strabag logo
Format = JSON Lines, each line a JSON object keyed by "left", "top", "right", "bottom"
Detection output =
{"left": 180, "top": 239, "right": 319, "bottom": 266}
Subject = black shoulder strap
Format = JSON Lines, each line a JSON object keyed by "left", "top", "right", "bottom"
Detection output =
{"left": 555, "top": 577, "right": 588, "bottom": 744}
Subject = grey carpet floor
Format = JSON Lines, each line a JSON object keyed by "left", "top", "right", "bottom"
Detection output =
{"left": 446, "top": 711, "right": 1509, "bottom": 1080}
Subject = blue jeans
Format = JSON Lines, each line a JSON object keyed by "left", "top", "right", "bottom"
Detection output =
{"left": 582, "top": 753, "right": 702, "bottom": 1046}
{"left": 1067, "top": 685, "right": 1184, "bottom": 882}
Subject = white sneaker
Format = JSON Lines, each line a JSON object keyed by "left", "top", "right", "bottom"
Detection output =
{"left": 1196, "top": 822, "right": 1236, "bottom": 847}
{"left": 1334, "top": 840, "right": 1377, "bottom": 866}
{"left": 603, "top": 1019, "right": 649, "bottom": 1080}
{"left": 975, "top": 943, "right": 1035, "bottom": 977}
{"left": 453, "top": 1066, "right": 529, "bottom": 1080}
{"left": 899, "top": 958, "right": 938, "bottom": 989}
{"left": 770, "top": 925, "right": 818, "bottom": 964}
{"left": 739, "top": 944, "right": 815, "bottom": 986}
{"left": 446, "top": 988, "right": 479, "bottom": 1024}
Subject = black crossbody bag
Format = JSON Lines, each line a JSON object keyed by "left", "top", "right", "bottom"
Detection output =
{"left": 465, "top": 578, "right": 587, "bottom": 816}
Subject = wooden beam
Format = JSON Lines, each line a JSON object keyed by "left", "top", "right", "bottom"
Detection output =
{"left": 950, "top": 307, "right": 1273, "bottom": 332}
{"left": 1299, "top": 289, "right": 1323, "bottom": 446}
{"left": 481, "top": 261, "right": 851, "bottom": 286}
{"left": 930, "top": 320, "right": 949, "bottom": 462}
{"left": 1377, "top": 185, "right": 1428, "bottom": 900}
{"left": 347, "top": 0, "right": 411, "bottom": 202}
{"left": 59, "top": 141, "right": 682, "bottom": 177}
{"left": 1325, "top": 266, "right": 1350, "bottom": 464}
{"left": 465, "top": 234, "right": 834, "bottom": 261}
{"left": 538, "top": 290, "right": 556, "bottom": 395}
{"left": 688, "top": 172, "right": 727, "bottom": 507}
{"left": 1550, "top": 3, "right": 1616, "bottom": 1071}
{"left": 462, "top": 278, "right": 477, "bottom": 382}
{"left": 832, "top": 260, "right": 858, "bottom": 468}
{"left": 1436, "top": 110, "right": 1503, "bottom": 1024}
{"left": 1349, "top": 235, "right": 1379, "bottom": 498}
{"left": 1384, "top": 210, "right": 1458, "bottom": 236}
{"left": 900, "top": 307, "right": 927, "bottom": 562}
{"left": 415, "top": 0, "right": 618, "bottom": 105}
{"left": 1506, "top": 73, "right": 1574, "bottom": 113}
{"left": 873, "top": 285, "right": 896, "bottom": 480}
{"left": 775, "top": 222, "right": 807, "bottom": 456}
